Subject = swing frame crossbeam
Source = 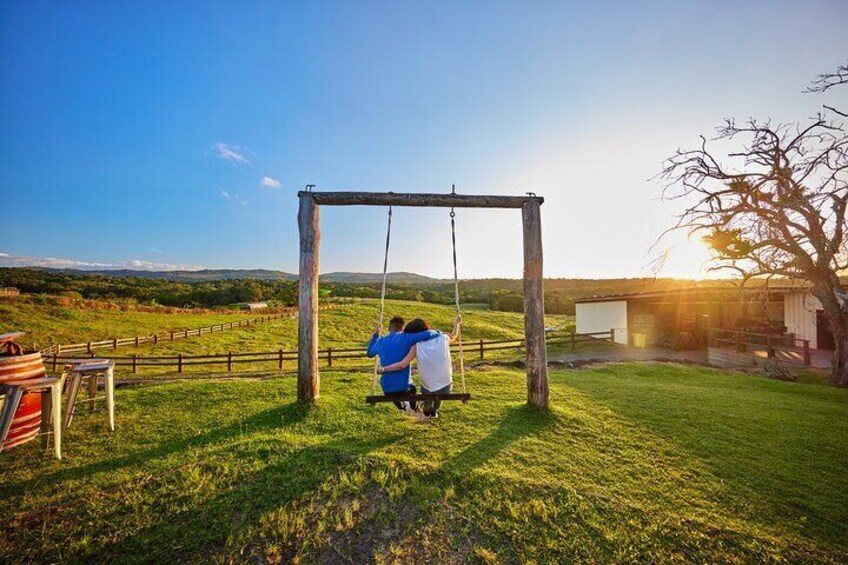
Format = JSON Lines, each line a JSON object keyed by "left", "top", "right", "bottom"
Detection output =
{"left": 297, "top": 189, "right": 550, "bottom": 409}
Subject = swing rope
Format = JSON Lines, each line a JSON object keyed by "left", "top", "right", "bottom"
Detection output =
{"left": 450, "top": 207, "right": 467, "bottom": 394}
{"left": 371, "top": 205, "right": 393, "bottom": 395}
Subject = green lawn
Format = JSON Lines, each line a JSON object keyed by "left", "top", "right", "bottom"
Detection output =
{"left": 2, "top": 363, "right": 846, "bottom": 563}
{"left": 0, "top": 296, "right": 254, "bottom": 350}
{"left": 79, "top": 300, "right": 572, "bottom": 377}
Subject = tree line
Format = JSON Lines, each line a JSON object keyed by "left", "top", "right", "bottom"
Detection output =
{"left": 0, "top": 267, "right": 705, "bottom": 314}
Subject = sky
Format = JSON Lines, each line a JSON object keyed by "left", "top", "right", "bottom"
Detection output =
{"left": 1, "top": 1, "right": 846, "bottom": 279}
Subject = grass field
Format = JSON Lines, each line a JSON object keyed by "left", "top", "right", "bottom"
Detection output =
{"left": 32, "top": 299, "right": 574, "bottom": 377}
{"left": 0, "top": 296, "right": 254, "bottom": 350}
{"left": 2, "top": 363, "right": 846, "bottom": 563}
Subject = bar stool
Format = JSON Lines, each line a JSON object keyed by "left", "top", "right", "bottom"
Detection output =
{"left": 62, "top": 359, "right": 115, "bottom": 433}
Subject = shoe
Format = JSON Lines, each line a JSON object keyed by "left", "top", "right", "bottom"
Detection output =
{"left": 427, "top": 412, "right": 439, "bottom": 419}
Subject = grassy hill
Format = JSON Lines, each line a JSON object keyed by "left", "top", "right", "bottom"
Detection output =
{"left": 2, "top": 363, "right": 846, "bottom": 562}
{"left": 0, "top": 295, "right": 253, "bottom": 350}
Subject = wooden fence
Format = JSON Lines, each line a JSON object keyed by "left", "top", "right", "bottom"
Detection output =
{"left": 710, "top": 328, "right": 812, "bottom": 366}
{"left": 43, "top": 330, "right": 613, "bottom": 375}
{"left": 40, "top": 304, "right": 340, "bottom": 357}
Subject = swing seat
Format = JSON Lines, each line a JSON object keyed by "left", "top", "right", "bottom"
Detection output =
{"left": 365, "top": 392, "right": 471, "bottom": 405}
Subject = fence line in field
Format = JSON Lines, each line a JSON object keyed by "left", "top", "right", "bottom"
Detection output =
{"left": 43, "top": 330, "right": 613, "bottom": 375}
{"left": 41, "top": 304, "right": 340, "bottom": 357}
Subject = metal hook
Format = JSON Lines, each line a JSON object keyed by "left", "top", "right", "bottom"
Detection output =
{"left": 305, "top": 184, "right": 316, "bottom": 192}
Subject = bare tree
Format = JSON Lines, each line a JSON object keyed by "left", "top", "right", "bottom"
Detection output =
{"left": 659, "top": 63, "right": 848, "bottom": 384}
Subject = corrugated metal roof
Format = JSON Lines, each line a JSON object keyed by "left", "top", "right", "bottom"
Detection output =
{"left": 573, "top": 285, "right": 809, "bottom": 304}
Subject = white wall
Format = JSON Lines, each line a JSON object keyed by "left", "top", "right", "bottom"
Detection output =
{"left": 784, "top": 292, "right": 820, "bottom": 349}
{"left": 576, "top": 301, "right": 628, "bottom": 345}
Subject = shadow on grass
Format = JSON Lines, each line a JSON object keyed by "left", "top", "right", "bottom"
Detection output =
{"left": 1, "top": 401, "right": 314, "bottom": 498}
{"left": 92, "top": 433, "right": 403, "bottom": 563}
{"left": 434, "top": 403, "right": 559, "bottom": 478}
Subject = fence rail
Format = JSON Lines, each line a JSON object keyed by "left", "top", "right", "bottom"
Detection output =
{"left": 710, "top": 328, "right": 812, "bottom": 366}
{"left": 41, "top": 304, "right": 340, "bottom": 357}
{"left": 43, "top": 330, "right": 613, "bottom": 375}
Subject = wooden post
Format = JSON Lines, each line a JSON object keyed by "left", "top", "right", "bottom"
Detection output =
{"left": 113, "top": 338, "right": 118, "bottom": 350}
{"left": 279, "top": 349, "right": 284, "bottom": 371}
{"left": 571, "top": 328, "right": 576, "bottom": 350}
{"left": 87, "top": 341, "right": 92, "bottom": 355}
{"left": 170, "top": 331, "right": 174, "bottom": 341}
{"left": 178, "top": 353, "right": 183, "bottom": 374}
{"left": 803, "top": 340, "right": 811, "bottom": 366}
{"left": 479, "top": 338, "right": 484, "bottom": 360}
{"left": 522, "top": 199, "right": 548, "bottom": 409}
{"left": 227, "top": 351, "right": 233, "bottom": 372}
{"left": 153, "top": 334, "right": 158, "bottom": 345}
{"left": 298, "top": 193, "right": 320, "bottom": 402}
{"left": 327, "top": 347, "right": 333, "bottom": 368}
{"left": 132, "top": 354, "right": 138, "bottom": 374}
{"left": 135, "top": 336, "right": 139, "bottom": 347}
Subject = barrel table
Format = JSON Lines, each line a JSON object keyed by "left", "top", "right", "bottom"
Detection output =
{"left": 0, "top": 333, "right": 63, "bottom": 459}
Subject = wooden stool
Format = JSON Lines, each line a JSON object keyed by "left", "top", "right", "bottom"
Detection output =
{"left": 63, "top": 360, "right": 115, "bottom": 433}
{"left": 0, "top": 377, "right": 63, "bottom": 459}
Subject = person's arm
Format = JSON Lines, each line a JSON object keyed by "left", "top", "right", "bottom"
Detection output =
{"left": 406, "top": 329, "right": 440, "bottom": 345}
{"left": 366, "top": 331, "right": 381, "bottom": 358}
{"left": 379, "top": 345, "right": 417, "bottom": 373}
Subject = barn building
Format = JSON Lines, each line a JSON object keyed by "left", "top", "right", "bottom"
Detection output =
{"left": 574, "top": 287, "right": 831, "bottom": 353}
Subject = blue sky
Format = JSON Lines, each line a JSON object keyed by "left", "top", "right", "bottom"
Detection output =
{"left": 1, "top": 1, "right": 846, "bottom": 278}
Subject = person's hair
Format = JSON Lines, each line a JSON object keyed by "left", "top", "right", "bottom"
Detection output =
{"left": 403, "top": 318, "right": 430, "bottom": 333}
{"left": 388, "top": 316, "right": 405, "bottom": 332}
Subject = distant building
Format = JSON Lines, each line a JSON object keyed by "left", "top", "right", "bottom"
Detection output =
{"left": 575, "top": 286, "right": 827, "bottom": 350}
{"left": 239, "top": 302, "right": 268, "bottom": 311}
{"left": 0, "top": 287, "right": 20, "bottom": 297}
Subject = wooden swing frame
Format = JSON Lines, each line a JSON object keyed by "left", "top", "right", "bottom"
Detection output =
{"left": 297, "top": 190, "right": 550, "bottom": 409}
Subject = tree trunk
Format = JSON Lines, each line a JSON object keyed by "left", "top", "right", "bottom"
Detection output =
{"left": 815, "top": 289, "right": 848, "bottom": 386}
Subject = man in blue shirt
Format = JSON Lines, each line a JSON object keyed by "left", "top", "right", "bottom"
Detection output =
{"left": 366, "top": 316, "right": 439, "bottom": 411}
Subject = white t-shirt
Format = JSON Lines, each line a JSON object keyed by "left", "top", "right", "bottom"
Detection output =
{"left": 415, "top": 333, "right": 453, "bottom": 391}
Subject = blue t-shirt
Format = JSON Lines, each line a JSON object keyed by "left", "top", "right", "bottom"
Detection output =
{"left": 366, "top": 330, "right": 440, "bottom": 393}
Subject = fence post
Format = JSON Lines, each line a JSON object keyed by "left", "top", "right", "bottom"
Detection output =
{"left": 278, "top": 349, "right": 284, "bottom": 371}
{"left": 227, "top": 351, "right": 233, "bottom": 372}
{"left": 113, "top": 338, "right": 118, "bottom": 350}
{"left": 185, "top": 330, "right": 189, "bottom": 338}
{"left": 178, "top": 353, "right": 183, "bottom": 374}
{"left": 479, "top": 338, "right": 484, "bottom": 360}
{"left": 328, "top": 347, "right": 333, "bottom": 368}
{"left": 803, "top": 340, "right": 811, "bottom": 366}
{"left": 571, "top": 329, "right": 576, "bottom": 351}
{"left": 153, "top": 334, "right": 158, "bottom": 345}
{"left": 170, "top": 331, "right": 174, "bottom": 341}
{"left": 610, "top": 328, "right": 615, "bottom": 344}
{"left": 87, "top": 341, "right": 92, "bottom": 355}
{"left": 766, "top": 335, "right": 774, "bottom": 359}
{"left": 52, "top": 349, "right": 58, "bottom": 372}
{"left": 132, "top": 354, "right": 138, "bottom": 374}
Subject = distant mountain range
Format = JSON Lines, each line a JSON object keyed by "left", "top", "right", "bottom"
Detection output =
{"left": 38, "top": 267, "right": 442, "bottom": 284}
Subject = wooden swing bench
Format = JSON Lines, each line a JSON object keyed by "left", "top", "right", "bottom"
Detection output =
{"left": 365, "top": 392, "right": 471, "bottom": 405}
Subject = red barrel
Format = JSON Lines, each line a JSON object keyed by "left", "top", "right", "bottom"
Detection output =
{"left": 1, "top": 352, "right": 46, "bottom": 450}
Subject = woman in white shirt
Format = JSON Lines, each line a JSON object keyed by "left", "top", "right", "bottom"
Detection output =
{"left": 378, "top": 316, "right": 460, "bottom": 418}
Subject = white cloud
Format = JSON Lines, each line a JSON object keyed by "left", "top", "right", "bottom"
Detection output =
{"left": 212, "top": 142, "right": 251, "bottom": 165}
{"left": 0, "top": 251, "right": 206, "bottom": 272}
{"left": 219, "top": 190, "right": 247, "bottom": 206}
{"left": 260, "top": 176, "right": 282, "bottom": 190}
